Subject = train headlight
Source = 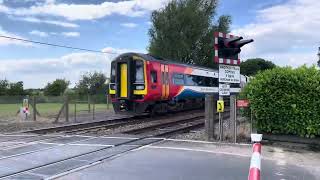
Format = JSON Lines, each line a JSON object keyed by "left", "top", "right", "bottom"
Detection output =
{"left": 135, "top": 85, "right": 145, "bottom": 90}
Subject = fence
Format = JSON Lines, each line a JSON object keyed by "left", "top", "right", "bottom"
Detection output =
{"left": 206, "top": 95, "right": 254, "bottom": 143}
{"left": 0, "top": 94, "right": 112, "bottom": 123}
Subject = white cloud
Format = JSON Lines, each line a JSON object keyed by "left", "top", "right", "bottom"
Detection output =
{"left": 232, "top": 0, "right": 320, "bottom": 67}
{"left": 0, "top": 26, "right": 31, "bottom": 46}
{"left": 29, "top": 30, "right": 48, "bottom": 37}
{"left": 0, "top": 3, "right": 8, "bottom": 13}
{"left": 13, "top": 16, "right": 79, "bottom": 28}
{"left": 0, "top": 52, "right": 115, "bottom": 88}
{"left": 121, "top": 23, "right": 138, "bottom": 28}
{"left": 0, "top": 47, "right": 146, "bottom": 88}
{"left": 0, "top": 0, "right": 171, "bottom": 21}
{"left": 102, "top": 47, "right": 144, "bottom": 54}
{"left": 61, "top": 32, "right": 80, "bottom": 37}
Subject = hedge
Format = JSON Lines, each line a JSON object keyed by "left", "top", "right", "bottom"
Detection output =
{"left": 241, "top": 66, "right": 320, "bottom": 138}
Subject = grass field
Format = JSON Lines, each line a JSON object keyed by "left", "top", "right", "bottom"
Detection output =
{"left": 0, "top": 103, "right": 111, "bottom": 119}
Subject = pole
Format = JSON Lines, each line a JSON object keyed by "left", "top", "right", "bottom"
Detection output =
{"left": 92, "top": 96, "right": 95, "bottom": 120}
{"left": 88, "top": 95, "right": 91, "bottom": 113}
{"left": 219, "top": 96, "right": 223, "bottom": 141}
{"left": 230, "top": 95, "right": 236, "bottom": 143}
{"left": 235, "top": 99, "right": 238, "bottom": 143}
{"left": 74, "top": 102, "right": 77, "bottom": 122}
{"left": 65, "top": 95, "right": 69, "bottom": 122}
{"left": 205, "top": 94, "right": 216, "bottom": 141}
{"left": 32, "top": 96, "right": 37, "bottom": 121}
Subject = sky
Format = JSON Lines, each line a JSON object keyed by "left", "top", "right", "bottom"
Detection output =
{"left": 0, "top": 0, "right": 319, "bottom": 88}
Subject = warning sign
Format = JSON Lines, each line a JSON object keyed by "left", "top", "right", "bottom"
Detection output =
{"left": 219, "top": 84, "right": 230, "bottom": 96}
{"left": 219, "top": 64, "right": 240, "bottom": 83}
{"left": 237, "top": 99, "right": 250, "bottom": 107}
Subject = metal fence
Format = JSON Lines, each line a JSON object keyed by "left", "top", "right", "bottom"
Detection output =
{"left": 0, "top": 94, "right": 112, "bottom": 123}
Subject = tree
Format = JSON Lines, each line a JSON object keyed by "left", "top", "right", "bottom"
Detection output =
{"left": 44, "top": 79, "right": 70, "bottom": 96}
{"left": 148, "top": 0, "right": 231, "bottom": 68}
{"left": 76, "top": 72, "right": 108, "bottom": 95}
{"left": 0, "top": 80, "right": 9, "bottom": 96}
{"left": 7, "top": 81, "right": 24, "bottom": 96}
{"left": 240, "top": 58, "right": 276, "bottom": 76}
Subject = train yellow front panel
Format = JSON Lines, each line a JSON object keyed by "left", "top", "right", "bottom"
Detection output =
{"left": 120, "top": 63, "right": 128, "bottom": 98}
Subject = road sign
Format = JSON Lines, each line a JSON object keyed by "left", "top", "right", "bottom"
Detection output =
{"left": 219, "top": 64, "right": 240, "bottom": 83}
{"left": 237, "top": 99, "right": 250, "bottom": 107}
{"left": 219, "top": 84, "right": 230, "bottom": 96}
{"left": 217, "top": 100, "right": 224, "bottom": 113}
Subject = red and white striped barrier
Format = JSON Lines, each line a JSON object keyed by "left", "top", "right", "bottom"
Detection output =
{"left": 213, "top": 32, "right": 241, "bottom": 65}
{"left": 248, "top": 134, "right": 262, "bottom": 180}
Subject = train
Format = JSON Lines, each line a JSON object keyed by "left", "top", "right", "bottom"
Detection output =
{"left": 109, "top": 53, "right": 247, "bottom": 115}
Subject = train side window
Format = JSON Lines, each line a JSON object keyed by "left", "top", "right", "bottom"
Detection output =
{"left": 111, "top": 62, "right": 115, "bottom": 83}
{"left": 135, "top": 60, "right": 144, "bottom": 83}
{"left": 173, "top": 73, "right": 184, "bottom": 85}
{"left": 185, "top": 75, "right": 196, "bottom": 86}
{"left": 151, "top": 71, "right": 157, "bottom": 83}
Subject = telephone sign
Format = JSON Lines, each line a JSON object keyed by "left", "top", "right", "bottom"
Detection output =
{"left": 217, "top": 100, "right": 224, "bottom": 113}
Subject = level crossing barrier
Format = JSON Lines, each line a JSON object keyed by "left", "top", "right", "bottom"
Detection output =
{"left": 248, "top": 134, "right": 262, "bottom": 180}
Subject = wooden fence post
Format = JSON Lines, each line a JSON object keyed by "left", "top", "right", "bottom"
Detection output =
{"left": 88, "top": 95, "right": 91, "bottom": 113}
{"left": 32, "top": 96, "right": 37, "bottom": 121}
{"left": 65, "top": 95, "right": 69, "bottom": 122}
{"left": 230, "top": 95, "right": 236, "bottom": 143}
{"left": 92, "top": 96, "right": 95, "bottom": 120}
{"left": 74, "top": 102, "right": 77, "bottom": 122}
{"left": 205, "top": 94, "right": 216, "bottom": 141}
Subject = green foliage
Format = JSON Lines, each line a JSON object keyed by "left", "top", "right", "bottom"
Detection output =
{"left": 0, "top": 80, "right": 25, "bottom": 96}
{"left": 0, "top": 80, "right": 9, "bottom": 96}
{"left": 75, "top": 72, "right": 108, "bottom": 95}
{"left": 148, "top": 0, "right": 231, "bottom": 68}
{"left": 241, "top": 66, "right": 320, "bottom": 138}
{"left": 7, "top": 81, "right": 24, "bottom": 96}
{"left": 44, "top": 79, "right": 70, "bottom": 96}
{"left": 240, "top": 58, "right": 276, "bottom": 76}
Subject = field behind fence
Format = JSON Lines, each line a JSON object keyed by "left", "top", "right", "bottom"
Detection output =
{"left": 0, "top": 94, "right": 112, "bottom": 123}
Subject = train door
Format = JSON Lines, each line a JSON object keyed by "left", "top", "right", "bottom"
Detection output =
{"left": 160, "top": 64, "right": 169, "bottom": 100}
{"left": 119, "top": 63, "right": 128, "bottom": 98}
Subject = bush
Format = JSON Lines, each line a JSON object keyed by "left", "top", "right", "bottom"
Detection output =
{"left": 241, "top": 66, "right": 320, "bottom": 138}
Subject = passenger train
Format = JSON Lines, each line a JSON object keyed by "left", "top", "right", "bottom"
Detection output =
{"left": 109, "top": 53, "right": 247, "bottom": 115}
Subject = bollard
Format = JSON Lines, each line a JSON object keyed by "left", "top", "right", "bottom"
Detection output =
{"left": 248, "top": 134, "right": 262, "bottom": 180}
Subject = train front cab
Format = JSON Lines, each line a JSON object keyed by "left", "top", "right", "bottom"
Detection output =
{"left": 109, "top": 54, "right": 149, "bottom": 114}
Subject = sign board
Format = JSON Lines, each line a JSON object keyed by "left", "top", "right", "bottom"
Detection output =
{"left": 237, "top": 99, "right": 250, "bottom": 107}
{"left": 219, "top": 84, "right": 230, "bottom": 96}
{"left": 219, "top": 64, "right": 240, "bottom": 83}
{"left": 217, "top": 100, "right": 224, "bottom": 113}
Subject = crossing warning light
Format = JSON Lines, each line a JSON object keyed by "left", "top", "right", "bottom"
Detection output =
{"left": 214, "top": 32, "right": 254, "bottom": 65}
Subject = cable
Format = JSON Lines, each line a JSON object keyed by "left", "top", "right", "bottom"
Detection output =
{"left": 0, "top": 35, "right": 119, "bottom": 55}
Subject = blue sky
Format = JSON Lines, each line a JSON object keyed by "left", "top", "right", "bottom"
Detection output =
{"left": 0, "top": 0, "right": 319, "bottom": 88}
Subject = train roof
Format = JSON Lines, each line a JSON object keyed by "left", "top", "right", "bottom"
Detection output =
{"left": 115, "top": 52, "right": 218, "bottom": 73}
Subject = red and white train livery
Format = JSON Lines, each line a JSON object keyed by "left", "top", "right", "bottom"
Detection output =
{"left": 109, "top": 53, "right": 245, "bottom": 115}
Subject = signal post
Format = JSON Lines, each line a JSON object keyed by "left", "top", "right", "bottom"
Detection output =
{"left": 205, "top": 31, "right": 253, "bottom": 142}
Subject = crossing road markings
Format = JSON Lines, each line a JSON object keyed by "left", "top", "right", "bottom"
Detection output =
{"left": 217, "top": 100, "right": 224, "bottom": 113}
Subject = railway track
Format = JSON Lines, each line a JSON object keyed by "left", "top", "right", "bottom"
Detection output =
{"left": 21, "top": 110, "right": 205, "bottom": 135}
{"left": 122, "top": 112, "right": 230, "bottom": 137}
{"left": 122, "top": 116, "right": 204, "bottom": 137}
{"left": 20, "top": 115, "right": 146, "bottom": 134}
